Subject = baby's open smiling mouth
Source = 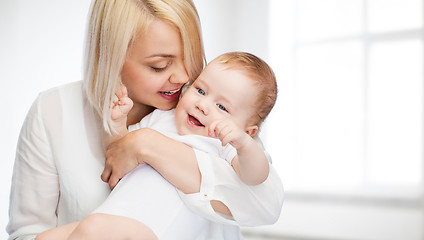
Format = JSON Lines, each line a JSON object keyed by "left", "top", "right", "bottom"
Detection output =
{"left": 187, "top": 114, "right": 204, "bottom": 127}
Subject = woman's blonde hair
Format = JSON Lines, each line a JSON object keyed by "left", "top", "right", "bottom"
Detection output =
{"left": 84, "top": 0, "right": 205, "bottom": 133}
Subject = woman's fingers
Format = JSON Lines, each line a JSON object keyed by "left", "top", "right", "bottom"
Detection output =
{"left": 103, "top": 133, "right": 141, "bottom": 189}
{"left": 101, "top": 167, "right": 111, "bottom": 183}
{"left": 108, "top": 174, "right": 121, "bottom": 190}
{"left": 102, "top": 158, "right": 124, "bottom": 190}
{"left": 101, "top": 157, "right": 124, "bottom": 189}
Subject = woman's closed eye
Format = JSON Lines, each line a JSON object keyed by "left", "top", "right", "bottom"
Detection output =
{"left": 150, "top": 61, "right": 171, "bottom": 72}
{"left": 151, "top": 65, "right": 168, "bottom": 72}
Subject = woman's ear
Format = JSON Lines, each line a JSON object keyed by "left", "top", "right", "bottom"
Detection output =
{"left": 245, "top": 125, "right": 259, "bottom": 137}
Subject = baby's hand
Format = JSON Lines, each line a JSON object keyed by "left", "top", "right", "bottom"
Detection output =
{"left": 111, "top": 84, "right": 133, "bottom": 121}
{"left": 208, "top": 119, "right": 249, "bottom": 149}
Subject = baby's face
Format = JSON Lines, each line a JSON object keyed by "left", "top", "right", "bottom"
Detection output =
{"left": 175, "top": 61, "right": 257, "bottom": 137}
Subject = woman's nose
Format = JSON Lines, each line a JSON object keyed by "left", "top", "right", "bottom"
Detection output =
{"left": 170, "top": 61, "right": 189, "bottom": 84}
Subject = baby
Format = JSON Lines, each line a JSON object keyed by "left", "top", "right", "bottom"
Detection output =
{"left": 37, "top": 51, "right": 277, "bottom": 240}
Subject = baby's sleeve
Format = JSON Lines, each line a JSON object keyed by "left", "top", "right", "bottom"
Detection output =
{"left": 220, "top": 144, "right": 237, "bottom": 165}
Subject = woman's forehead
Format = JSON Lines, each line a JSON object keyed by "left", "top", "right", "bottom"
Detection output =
{"left": 131, "top": 20, "right": 183, "bottom": 58}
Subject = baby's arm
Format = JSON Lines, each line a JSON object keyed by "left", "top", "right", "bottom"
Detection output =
{"left": 104, "top": 84, "right": 133, "bottom": 147}
{"left": 209, "top": 119, "right": 269, "bottom": 185}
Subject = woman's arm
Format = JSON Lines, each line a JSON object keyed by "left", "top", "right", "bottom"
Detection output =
{"left": 102, "top": 128, "right": 284, "bottom": 225}
{"left": 7, "top": 96, "right": 60, "bottom": 240}
{"left": 102, "top": 128, "right": 201, "bottom": 193}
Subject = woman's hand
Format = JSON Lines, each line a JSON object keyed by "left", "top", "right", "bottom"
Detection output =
{"left": 102, "top": 131, "right": 145, "bottom": 189}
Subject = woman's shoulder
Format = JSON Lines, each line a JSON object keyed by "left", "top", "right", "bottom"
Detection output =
{"left": 35, "top": 81, "right": 84, "bottom": 109}
{"left": 34, "top": 80, "right": 87, "bottom": 119}
{"left": 38, "top": 80, "right": 83, "bottom": 100}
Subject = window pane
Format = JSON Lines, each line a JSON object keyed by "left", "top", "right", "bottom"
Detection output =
{"left": 293, "top": 41, "right": 364, "bottom": 191}
{"left": 368, "top": 0, "right": 422, "bottom": 33}
{"left": 268, "top": 0, "right": 424, "bottom": 196}
{"left": 297, "top": 0, "right": 363, "bottom": 41}
{"left": 367, "top": 40, "right": 423, "bottom": 185}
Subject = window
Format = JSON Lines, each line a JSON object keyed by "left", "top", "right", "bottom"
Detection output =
{"left": 266, "top": 0, "right": 423, "bottom": 198}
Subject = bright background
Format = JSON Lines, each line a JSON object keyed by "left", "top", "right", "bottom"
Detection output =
{"left": 1, "top": 1, "right": 423, "bottom": 240}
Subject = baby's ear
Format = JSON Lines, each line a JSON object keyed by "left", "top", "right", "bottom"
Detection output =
{"left": 245, "top": 125, "right": 259, "bottom": 137}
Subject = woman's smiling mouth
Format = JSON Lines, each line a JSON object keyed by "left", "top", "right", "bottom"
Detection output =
{"left": 161, "top": 89, "right": 180, "bottom": 95}
{"left": 159, "top": 88, "right": 181, "bottom": 100}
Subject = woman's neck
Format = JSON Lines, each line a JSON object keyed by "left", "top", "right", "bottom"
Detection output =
{"left": 126, "top": 103, "right": 155, "bottom": 127}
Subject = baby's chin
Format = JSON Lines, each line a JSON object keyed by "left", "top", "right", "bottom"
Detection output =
{"left": 177, "top": 127, "right": 209, "bottom": 138}
{"left": 177, "top": 128, "right": 193, "bottom": 136}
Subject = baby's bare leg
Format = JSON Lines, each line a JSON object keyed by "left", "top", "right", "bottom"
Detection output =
{"left": 67, "top": 213, "right": 157, "bottom": 240}
{"left": 36, "top": 222, "right": 79, "bottom": 240}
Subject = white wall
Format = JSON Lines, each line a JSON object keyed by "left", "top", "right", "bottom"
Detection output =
{"left": 195, "top": 0, "right": 269, "bottom": 61}
{"left": 0, "top": 0, "right": 91, "bottom": 238}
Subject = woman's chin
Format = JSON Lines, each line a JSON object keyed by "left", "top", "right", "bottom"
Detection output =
{"left": 156, "top": 102, "right": 178, "bottom": 111}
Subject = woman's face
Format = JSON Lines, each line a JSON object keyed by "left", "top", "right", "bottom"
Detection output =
{"left": 121, "top": 19, "right": 189, "bottom": 111}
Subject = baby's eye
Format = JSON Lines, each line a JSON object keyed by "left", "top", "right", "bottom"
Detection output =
{"left": 197, "top": 88, "right": 205, "bottom": 95}
{"left": 217, "top": 104, "right": 227, "bottom": 112}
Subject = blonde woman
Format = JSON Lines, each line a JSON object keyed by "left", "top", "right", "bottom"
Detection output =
{"left": 7, "top": 0, "right": 283, "bottom": 239}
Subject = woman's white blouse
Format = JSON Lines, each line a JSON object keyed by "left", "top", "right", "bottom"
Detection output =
{"left": 7, "top": 81, "right": 284, "bottom": 240}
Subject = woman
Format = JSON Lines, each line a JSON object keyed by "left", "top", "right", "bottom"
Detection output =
{"left": 7, "top": 0, "right": 283, "bottom": 239}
